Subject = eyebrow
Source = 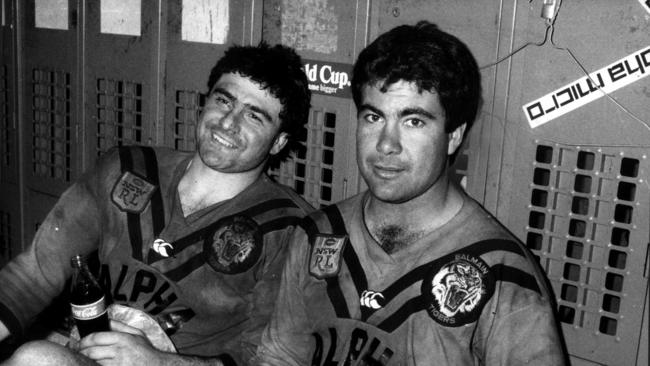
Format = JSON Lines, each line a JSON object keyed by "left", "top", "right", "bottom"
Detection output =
{"left": 212, "top": 87, "right": 275, "bottom": 123}
{"left": 359, "top": 103, "right": 440, "bottom": 120}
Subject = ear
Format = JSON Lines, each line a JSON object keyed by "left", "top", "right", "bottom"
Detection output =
{"left": 447, "top": 123, "right": 467, "bottom": 156}
{"left": 269, "top": 132, "right": 289, "bottom": 156}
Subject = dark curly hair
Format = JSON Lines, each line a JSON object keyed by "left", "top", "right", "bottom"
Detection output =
{"left": 352, "top": 21, "right": 482, "bottom": 138}
{"left": 207, "top": 42, "right": 311, "bottom": 167}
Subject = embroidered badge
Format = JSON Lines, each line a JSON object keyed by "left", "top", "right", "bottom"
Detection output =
{"left": 203, "top": 215, "right": 262, "bottom": 274}
{"left": 422, "top": 253, "right": 495, "bottom": 327}
{"left": 309, "top": 234, "right": 347, "bottom": 279}
{"left": 111, "top": 171, "right": 157, "bottom": 213}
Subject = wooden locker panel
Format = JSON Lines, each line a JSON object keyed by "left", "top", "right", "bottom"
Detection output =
{"left": 262, "top": 0, "right": 365, "bottom": 206}
{"left": 84, "top": 1, "right": 162, "bottom": 161}
{"left": 22, "top": 0, "right": 81, "bottom": 196}
{"left": 494, "top": 1, "right": 650, "bottom": 365}
{"left": 163, "top": 0, "right": 255, "bottom": 151}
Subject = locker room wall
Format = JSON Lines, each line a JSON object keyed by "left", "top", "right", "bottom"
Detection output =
{"left": 490, "top": 1, "right": 649, "bottom": 365}
{"left": 0, "top": 1, "right": 648, "bottom": 365}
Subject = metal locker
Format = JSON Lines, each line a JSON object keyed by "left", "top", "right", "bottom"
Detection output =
{"left": 1, "top": 0, "right": 18, "bottom": 186}
{"left": 84, "top": 1, "right": 162, "bottom": 160}
{"left": 488, "top": 1, "right": 649, "bottom": 365}
{"left": 0, "top": 0, "right": 20, "bottom": 264}
{"left": 262, "top": 0, "right": 366, "bottom": 208}
{"left": 18, "top": 0, "right": 84, "bottom": 251}
{"left": 22, "top": 0, "right": 81, "bottom": 195}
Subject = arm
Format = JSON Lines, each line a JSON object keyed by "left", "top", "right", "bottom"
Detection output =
{"left": 80, "top": 321, "right": 231, "bottom": 366}
{"left": 481, "top": 257, "right": 567, "bottom": 365}
{"left": 484, "top": 300, "right": 566, "bottom": 365}
{"left": 0, "top": 153, "right": 113, "bottom": 340}
{"left": 255, "top": 228, "right": 314, "bottom": 366}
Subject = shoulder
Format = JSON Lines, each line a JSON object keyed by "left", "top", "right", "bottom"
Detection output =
{"left": 299, "top": 193, "right": 363, "bottom": 238}
{"left": 257, "top": 175, "right": 315, "bottom": 216}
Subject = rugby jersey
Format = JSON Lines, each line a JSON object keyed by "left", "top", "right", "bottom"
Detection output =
{"left": 0, "top": 146, "right": 313, "bottom": 364}
{"left": 257, "top": 192, "right": 565, "bottom": 365}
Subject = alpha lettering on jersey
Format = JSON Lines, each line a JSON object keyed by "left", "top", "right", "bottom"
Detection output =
{"left": 422, "top": 252, "right": 495, "bottom": 327}
{"left": 309, "top": 235, "right": 347, "bottom": 279}
{"left": 203, "top": 215, "right": 262, "bottom": 274}
{"left": 111, "top": 171, "right": 157, "bottom": 213}
{"left": 312, "top": 327, "right": 394, "bottom": 366}
{"left": 98, "top": 264, "right": 193, "bottom": 318}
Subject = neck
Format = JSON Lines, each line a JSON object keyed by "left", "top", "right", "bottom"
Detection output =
{"left": 178, "top": 155, "right": 263, "bottom": 216}
{"left": 364, "top": 178, "right": 464, "bottom": 252}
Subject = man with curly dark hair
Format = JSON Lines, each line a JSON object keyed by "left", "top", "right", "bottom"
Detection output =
{"left": 0, "top": 42, "right": 313, "bottom": 366}
{"left": 256, "top": 22, "right": 566, "bottom": 365}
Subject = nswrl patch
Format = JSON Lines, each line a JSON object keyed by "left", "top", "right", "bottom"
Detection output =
{"left": 421, "top": 252, "right": 495, "bottom": 327}
{"left": 111, "top": 171, "right": 157, "bottom": 214}
{"left": 309, "top": 234, "right": 347, "bottom": 279}
{"left": 203, "top": 215, "right": 262, "bottom": 274}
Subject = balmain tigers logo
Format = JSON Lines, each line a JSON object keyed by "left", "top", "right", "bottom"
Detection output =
{"left": 422, "top": 253, "right": 495, "bottom": 327}
{"left": 203, "top": 215, "right": 262, "bottom": 274}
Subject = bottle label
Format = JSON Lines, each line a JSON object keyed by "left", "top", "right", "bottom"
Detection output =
{"left": 71, "top": 297, "right": 107, "bottom": 320}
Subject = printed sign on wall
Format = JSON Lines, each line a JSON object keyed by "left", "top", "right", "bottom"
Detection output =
{"left": 304, "top": 60, "right": 352, "bottom": 99}
{"left": 101, "top": 0, "right": 141, "bottom": 36}
{"left": 182, "top": 0, "right": 229, "bottom": 44}
{"left": 523, "top": 46, "right": 650, "bottom": 128}
{"left": 35, "top": 0, "right": 68, "bottom": 30}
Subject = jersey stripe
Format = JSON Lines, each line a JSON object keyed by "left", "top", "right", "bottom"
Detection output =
{"left": 492, "top": 264, "right": 541, "bottom": 294}
{"left": 141, "top": 146, "right": 165, "bottom": 239}
{"left": 377, "top": 295, "right": 427, "bottom": 333}
{"left": 156, "top": 198, "right": 304, "bottom": 280}
{"left": 119, "top": 147, "right": 144, "bottom": 262}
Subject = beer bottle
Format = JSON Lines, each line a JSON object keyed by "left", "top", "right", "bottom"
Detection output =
{"left": 69, "top": 254, "right": 109, "bottom": 338}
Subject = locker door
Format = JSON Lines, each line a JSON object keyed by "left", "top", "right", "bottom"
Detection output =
{"left": 262, "top": 0, "right": 365, "bottom": 208}
{"left": 21, "top": 0, "right": 82, "bottom": 246}
{"left": 163, "top": 0, "right": 255, "bottom": 152}
{"left": 0, "top": 0, "right": 19, "bottom": 263}
{"left": 84, "top": 1, "right": 162, "bottom": 161}
{"left": 494, "top": 1, "right": 650, "bottom": 365}
{"left": 1, "top": 0, "right": 17, "bottom": 185}
{"left": 23, "top": 0, "right": 81, "bottom": 195}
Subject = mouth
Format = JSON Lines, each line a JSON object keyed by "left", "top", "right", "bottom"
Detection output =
{"left": 210, "top": 131, "right": 238, "bottom": 149}
{"left": 372, "top": 163, "right": 405, "bottom": 179}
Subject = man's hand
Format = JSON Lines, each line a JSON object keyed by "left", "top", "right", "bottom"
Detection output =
{"left": 78, "top": 320, "right": 167, "bottom": 366}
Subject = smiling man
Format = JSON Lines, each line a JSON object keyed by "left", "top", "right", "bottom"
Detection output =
{"left": 256, "top": 22, "right": 567, "bottom": 365}
{"left": 0, "top": 43, "right": 313, "bottom": 366}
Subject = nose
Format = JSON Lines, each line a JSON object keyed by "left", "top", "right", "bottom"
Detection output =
{"left": 218, "top": 109, "right": 240, "bottom": 134}
{"left": 376, "top": 123, "right": 402, "bottom": 155}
